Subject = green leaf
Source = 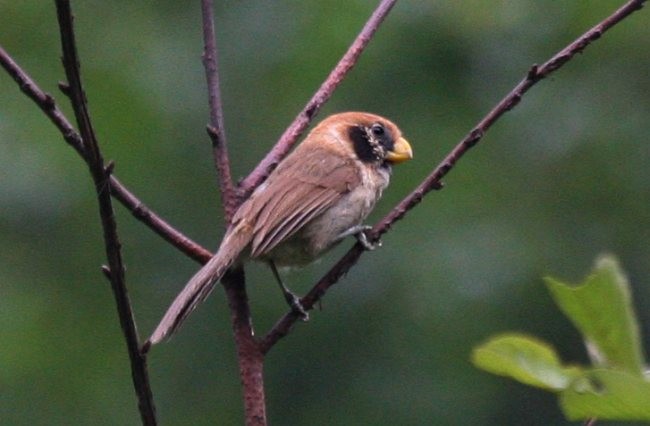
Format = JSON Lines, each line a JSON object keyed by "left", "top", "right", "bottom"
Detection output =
{"left": 471, "top": 333, "right": 581, "bottom": 391}
{"left": 560, "top": 369, "right": 650, "bottom": 420}
{"left": 545, "top": 255, "right": 644, "bottom": 375}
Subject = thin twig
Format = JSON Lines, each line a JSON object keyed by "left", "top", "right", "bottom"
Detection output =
{"left": 238, "top": 0, "right": 398, "bottom": 198}
{"left": 55, "top": 1, "right": 157, "bottom": 424}
{"left": 0, "top": 46, "right": 211, "bottom": 265}
{"left": 201, "top": 0, "right": 237, "bottom": 221}
{"left": 260, "top": 0, "right": 647, "bottom": 352}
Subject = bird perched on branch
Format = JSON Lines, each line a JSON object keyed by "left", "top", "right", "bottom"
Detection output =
{"left": 147, "top": 112, "right": 413, "bottom": 346}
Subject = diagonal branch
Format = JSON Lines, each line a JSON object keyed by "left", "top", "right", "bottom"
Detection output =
{"left": 0, "top": 45, "right": 85, "bottom": 158}
{"left": 0, "top": 46, "right": 211, "bottom": 265}
{"left": 260, "top": 0, "right": 647, "bottom": 353}
{"left": 110, "top": 176, "right": 213, "bottom": 264}
{"left": 55, "top": 1, "right": 157, "bottom": 424}
{"left": 201, "top": 0, "right": 237, "bottom": 221}
{"left": 238, "top": 0, "right": 398, "bottom": 198}
{"left": 372, "top": 0, "right": 647, "bottom": 237}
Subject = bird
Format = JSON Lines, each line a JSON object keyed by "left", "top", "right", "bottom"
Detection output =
{"left": 146, "top": 112, "right": 413, "bottom": 346}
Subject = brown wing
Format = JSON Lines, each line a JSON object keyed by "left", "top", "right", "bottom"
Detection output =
{"left": 233, "top": 146, "right": 360, "bottom": 258}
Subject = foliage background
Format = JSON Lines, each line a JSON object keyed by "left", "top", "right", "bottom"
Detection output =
{"left": 1, "top": 1, "right": 649, "bottom": 425}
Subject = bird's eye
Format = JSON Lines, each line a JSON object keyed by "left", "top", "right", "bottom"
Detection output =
{"left": 371, "top": 123, "right": 385, "bottom": 137}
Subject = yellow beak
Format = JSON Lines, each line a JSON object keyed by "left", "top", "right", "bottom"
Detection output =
{"left": 385, "top": 137, "right": 413, "bottom": 164}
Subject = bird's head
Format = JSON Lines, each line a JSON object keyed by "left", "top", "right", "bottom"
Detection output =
{"left": 309, "top": 112, "right": 413, "bottom": 167}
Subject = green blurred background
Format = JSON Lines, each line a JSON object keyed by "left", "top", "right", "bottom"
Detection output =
{"left": 1, "top": 1, "right": 649, "bottom": 425}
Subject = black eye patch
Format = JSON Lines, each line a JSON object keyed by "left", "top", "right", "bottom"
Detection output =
{"left": 348, "top": 125, "right": 376, "bottom": 163}
{"left": 348, "top": 122, "right": 395, "bottom": 164}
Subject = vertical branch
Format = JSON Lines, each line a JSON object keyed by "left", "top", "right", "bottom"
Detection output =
{"left": 200, "top": 3, "right": 265, "bottom": 424}
{"left": 201, "top": 0, "right": 237, "bottom": 221}
{"left": 198, "top": 0, "right": 398, "bottom": 420}
{"left": 238, "top": 0, "right": 399, "bottom": 197}
{"left": 222, "top": 268, "right": 267, "bottom": 426}
{"left": 54, "top": 1, "right": 157, "bottom": 424}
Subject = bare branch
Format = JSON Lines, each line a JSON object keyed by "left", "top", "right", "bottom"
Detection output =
{"left": 238, "top": 0, "right": 398, "bottom": 198}
{"left": 222, "top": 268, "right": 267, "bottom": 426}
{"left": 373, "top": 0, "right": 646, "bottom": 236}
{"left": 0, "top": 45, "right": 85, "bottom": 158}
{"left": 260, "top": 0, "right": 647, "bottom": 352}
{"left": 199, "top": 4, "right": 265, "bottom": 424}
{"left": 201, "top": 0, "right": 237, "bottom": 221}
{"left": 110, "top": 176, "right": 213, "bottom": 264}
{"left": 54, "top": 1, "right": 157, "bottom": 423}
{"left": 0, "top": 46, "right": 211, "bottom": 265}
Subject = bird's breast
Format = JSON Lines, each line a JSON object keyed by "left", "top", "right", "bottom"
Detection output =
{"left": 267, "top": 165, "right": 390, "bottom": 267}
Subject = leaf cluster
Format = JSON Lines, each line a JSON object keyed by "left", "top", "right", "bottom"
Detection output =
{"left": 473, "top": 255, "right": 650, "bottom": 421}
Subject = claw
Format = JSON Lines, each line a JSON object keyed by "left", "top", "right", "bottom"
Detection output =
{"left": 356, "top": 227, "right": 381, "bottom": 251}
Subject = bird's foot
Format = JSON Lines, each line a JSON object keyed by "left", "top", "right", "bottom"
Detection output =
{"left": 356, "top": 226, "right": 382, "bottom": 251}
{"left": 269, "top": 260, "right": 309, "bottom": 321}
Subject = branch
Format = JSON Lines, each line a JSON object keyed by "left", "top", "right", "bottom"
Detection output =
{"left": 0, "top": 45, "right": 85, "bottom": 158}
{"left": 238, "top": 0, "right": 398, "bottom": 197}
{"left": 222, "top": 268, "right": 267, "bottom": 426}
{"left": 199, "top": 5, "right": 266, "bottom": 424}
{"left": 373, "top": 0, "right": 646, "bottom": 236}
{"left": 201, "top": 0, "right": 237, "bottom": 221}
{"left": 110, "top": 176, "right": 213, "bottom": 264}
{"left": 0, "top": 46, "right": 211, "bottom": 265}
{"left": 260, "top": 0, "right": 647, "bottom": 352}
{"left": 54, "top": 1, "right": 156, "bottom": 424}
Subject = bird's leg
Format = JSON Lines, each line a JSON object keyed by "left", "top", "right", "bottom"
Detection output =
{"left": 269, "top": 260, "right": 309, "bottom": 321}
{"left": 338, "top": 225, "right": 382, "bottom": 251}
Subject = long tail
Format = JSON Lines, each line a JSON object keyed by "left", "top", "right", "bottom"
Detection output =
{"left": 146, "top": 230, "right": 247, "bottom": 347}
